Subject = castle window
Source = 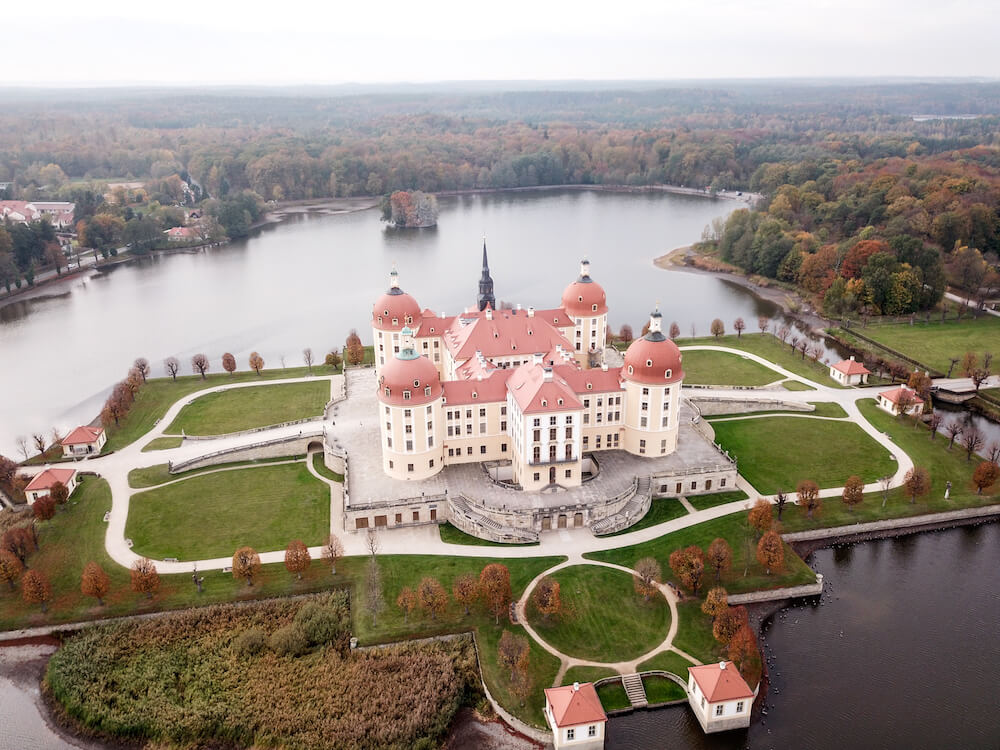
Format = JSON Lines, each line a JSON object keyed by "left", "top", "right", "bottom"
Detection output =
{"left": 665, "top": 369, "right": 672, "bottom": 378}
{"left": 480, "top": 445, "right": 487, "bottom": 454}
{"left": 534, "top": 472, "right": 540, "bottom": 481}
{"left": 427, "top": 421, "right": 433, "bottom": 430}
{"left": 596, "top": 435, "right": 602, "bottom": 448}
{"left": 533, "top": 446, "right": 541, "bottom": 462}
{"left": 641, "top": 417, "right": 648, "bottom": 427}
{"left": 646, "top": 359, "right": 652, "bottom": 367}
{"left": 541, "top": 399, "right": 547, "bottom": 407}
{"left": 406, "top": 440, "right": 413, "bottom": 450}
{"left": 566, "top": 468, "right": 572, "bottom": 478}
{"left": 592, "top": 304, "right": 597, "bottom": 312}
{"left": 584, "top": 414, "right": 590, "bottom": 424}
{"left": 479, "top": 408, "right": 486, "bottom": 417}
{"left": 404, "top": 409, "right": 412, "bottom": 417}
{"left": 392, "top": 318, "right": 398, "bottom": 325}
{"left": 467, "top": 446, "right": 473, "bottom": 455}
{"left": 550, "top": 416, "right": 557, "bottom": 425}
{"left": 403, "top": 390, "right": 411, "bottom": 400}
{"left": 427, "top": 405, "right": 433, "bottom": 414}
{"left": 566, "top": 427, "right": 573, "bottom": 439}
{"left": 501, "top": 443, "right": 508, "bottom": 452}
{"left": 533, "top": 418, "right": 540, "bottom": 427}
{"left": 628, "top": 365, "right": 634, "bottom": 375}
{"left": 501, "top": 421, "right": 506, "bottom": 430}
{"left": 501, "top": 406, "right": 507, "bottom": 415}
{"left": 428, "top": 437, "right": 434, "bottom": 448}
{"left": 385, "top": 388, "right": 391, "bottom": 397}
{"left": 385, "top": 406, "right": 390, "bottom": 415}
{"left": 566, "top": 415, "right": 572, "bottom": 424}
{"left": 584, "top": 399, "right": 590, "bottom": 408}
{"left": 388, "top": 461, "right": 393, "bottom": 469}
{"left": 549, "top": 428, "right": 557, "bottom": 441}
{"left": 721, "top": 477, "right": 727, "bottom": 487}
{"left": 385, "top": 422, "right": 391, "bottom": 431}
{"left": 407, "top": 463, "right": 414, "bottom": 472}
{"left": 387, "top": 437, "right": 392, "bottom": 448}
{"left": 641, "top": 387, "right": 649, "bottom": 396}
{"left": 425, "top": 386, "right": 431, "bottom": 396}
{"left": 467, "top": 410, "right": 472, "bottom": 418}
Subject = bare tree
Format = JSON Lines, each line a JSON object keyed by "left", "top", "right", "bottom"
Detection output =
{"left": 789, "top": 334, "right": 799, "bottom": 352}
{"left": 365, "top": 529, "right": 383, "bottom": 625}
{"left": 879, "top": 474, "right": 893, "bottom": 507}
{"left": 758, "top": 316, "right": 769, "bottom": 335}
{"left": 15, "top": 436, "right": 29, "bottom": 462}
{"left": 191, "top": 353, "right": 210, "bottom": 379}
{"left": 988, "top": 442, "right": 1000, "bottom": 465}
{"left": 961, "top": 429, "right": 984, "bottom": 462}
{"left": 31, "top": 433, "right": 46, "bottom": 455}
{"left": 928, "top": 413, "right": 942, "bottom": 440}
{"left": 947, "top": 357, "right": 960, "bottom": 378}
{"left": 133, "top": 358, "right": 150, "bottom": 382}
{"left": 321, "top": 533, "right": 344, "bottom": 575}
{"left": 774, "top": 489, "right": 789, "bottom": 519}
{"left": 669, "top": 321, "right": 680, "bottom": 340}
{"left": 303, "top": 347, "right": 314, "bottom": 374}
{"left": 733, "top": 317, "right": 745, "bottom": 338}
{"left": 944, "top": 420, "right": 963, "bottom": 450}
{"left": 619, "top": 324, "right": 634, "bottom": 343}
{"left": 164, "top": 356, "right": 180, "bottom": 381}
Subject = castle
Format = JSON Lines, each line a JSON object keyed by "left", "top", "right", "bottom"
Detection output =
{"left": 371, "top": 245, "right": 685, "bottom": 492}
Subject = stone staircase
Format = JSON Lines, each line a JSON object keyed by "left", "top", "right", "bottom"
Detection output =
{"left": 622, "top": 673, "right": 647, "bottom": 708}
{"left": 590, "top": 476, "right": 653, "bottom": 536}
{"left": 449, "top": 494, "right": 539, "bottom": 544}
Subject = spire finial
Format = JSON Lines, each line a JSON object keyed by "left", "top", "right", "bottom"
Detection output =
{"left": 579, "top": 257, "right": 592, "bottom": 282}
{"left": 389, "top": 264, "right": 400, "bottom": 292}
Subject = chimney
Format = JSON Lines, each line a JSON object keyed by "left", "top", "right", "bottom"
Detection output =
{"left": 533, "top": 352, "right": 543, "bottom": 366}
{"left": 573, "top": 682, "right": 580, "bottom": 692}
{"left": 849, "top": 355, "right": 855, "bottom": 361}
{"left": 601, "top": 362, "right": 608, "bottom": 371}
{"left": 517, "top": 303, "right": 522, "bottom": 311}
{"left": 527, "top": 306, "right": 535, "bottom": 318}
{"left": 543, "top": 367, "right": 553, "bottom": 382}
{"left": 485, "top": 307, "right": 493, "bottom": 320}
{"left": 719, "top": 661, "right": 727, "bottom": 670}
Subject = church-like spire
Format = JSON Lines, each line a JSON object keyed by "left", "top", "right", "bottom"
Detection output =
{"left": 477, "top": 238, "right": 496, "bottom": 311}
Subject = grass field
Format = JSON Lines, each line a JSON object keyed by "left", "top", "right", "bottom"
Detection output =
{"left": 125, "top": 462, "right": 329, "bottom": 559}
{"left": 602, "top": 497, "right": 688, "bottom": 536}
{"left": 711, "top": 416, "right": 896, "bottom": 494}
{"left": 165, "top": 381, "right": 328, "bottom": 436}
{"left": 103, "top": 366, "right": 332, "bottom": 451}
{"left": 686, "top": 490, "right": 749, "bottom": 511}
{"left": 562, "top": 666, "right": 620, "bottom": 685}
{"left": 637, "top": 649, "right": 699, "bottom": 677}
{"left": 310, "top": 452, "right": 344, "bottom": 483}
{"left": 438, "top": 521, "right": 538, "bottom": 547}
{"left": 584, "top": 514, "right": 817, "bottom": 595}
{"left": 596, "top": 680, "right": 631, "bottom": 711}
{"left": 127, "top": 456, "right": 305, "bottom": 489}
{"left": 781, "top": 379, "right": 816, "bottom": 391}
{"left": 836, "top": 316, "right": 1000, "bottom": 374}
{"left": 778, "top": 399, "right": 999, "bottom": 531}
{"left": 679, "top": 350, "right": 780, "bottom": 386}
{"left": 671, "top": 601, "right": 724, "bottom": 665}
{"left": 678, "top": 333, "right": 845, "bottom": 387}
{"left": 525, "top": 565, "right": 670, "bottom": 662}
{"left": 643, "top": 674, "right": 687, "bottom": 703}
{"left": 141, "top": 437, "right": 182, "bottom": 452}
{"left": 705, "top": 402, "right": 847, "bottom": 420}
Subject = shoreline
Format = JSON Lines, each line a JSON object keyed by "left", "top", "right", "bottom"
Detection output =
{"left": 435, "top": 182, "right": 762, "bottom": 205}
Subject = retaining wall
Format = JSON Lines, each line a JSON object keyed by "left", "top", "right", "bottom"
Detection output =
{"left": 782, "top": 504, "right": 1000, "bottom": 543}
{"left": 690, "top": 398, "right": 813, "bottom": 416}
{"left": 182, "top": 415, "right": 324, "bottom": 441}
{"left": 727, "top": 574, "right": 824, "bottom": 605}
{"left": 170, "top": 433, "right": 321, "bottom": 473}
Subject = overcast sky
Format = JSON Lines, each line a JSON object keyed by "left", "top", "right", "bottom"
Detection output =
{"left": 9, "top": 0, "right": 999, "bottom": 85}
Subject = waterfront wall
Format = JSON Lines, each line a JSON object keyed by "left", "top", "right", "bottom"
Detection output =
{"left": 783, "top": 504, "right": 1000, "bottom": 544}
{"left": 727, "top": 574, "right": 824, "bottom": 605}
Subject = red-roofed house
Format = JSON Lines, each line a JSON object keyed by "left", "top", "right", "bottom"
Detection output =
{"left": 544, "top": 682, "right": 607, "bottom": 749}
{"left": 164, "top": 226, "right": 199, "bottom": 241}
{"left": 687, "top": 661, "right": 755, "bottom": 733}
{"left": 829, "top": 355, "right": 871, "bottom": 385}
{"left": 24, "top": 468, "right": 78, "bottom": 505}
{"left": 60, "top": 425, "right": 107, "bottom": 457}
{"left": 877, "top": 386, "right": 924, "bottom": 416}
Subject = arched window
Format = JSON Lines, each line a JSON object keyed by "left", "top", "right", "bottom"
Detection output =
{"left": 424, "top": 386, "right": 431, "bottom": 396}
{"left": 413, "top": 379, "right": 420, "bottom": 387}
{"left": 628, "top": 365, "right": 634, "bottom": 375}
{"left": 592, "top": 304, "right": 597, "bottom": 312}
{"left": 665, "top": 369, "right": 672, "bottom": 379}
{"left": 403, "top": 390, "right": 411, "bottom": 400}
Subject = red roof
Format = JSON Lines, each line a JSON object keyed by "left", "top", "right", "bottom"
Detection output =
{"left": 561, "top": 279, "right": 608, "bottom": 317}
{"left": 442, "top": 370, "right": 513, "bottom": 405}
{"left": 623, "top": 329, "right": 684, "bottom": 385}
{"left": 545, "top": 683, "right": 607, "bottom": 727}
{"left": 372, "top": 289, "right": 422, "bottom": 331}
{"left": 688, "top": 662, "right": 755, "bottom": 702}
{"left": 24, "top": 467, "right": 76, "bottom": 492}
{"left": 557, "top": 364, "right": 624, "bottom": 394}
{"left": 443, "top": 309, "right": 572, "bottom": 361}
{"left": 61, "top": 425, "right": 104, "bottom": 445}
{"left": 377, "top": 351, "right": 442, "bottom": 406}
{"left": 507, "top": 363, "right": 583, "bottom": 414}
{"left": 165, "top": 226, "right": 197, "bottom": 237}
{"left": 880, "top": 386, "right": 923, "bottom": 406}
{"left": 832, "top": 357, "right": 870, "bottom": 376}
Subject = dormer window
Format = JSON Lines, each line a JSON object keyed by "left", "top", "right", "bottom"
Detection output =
{"left": 577, "top": 295, "right": 583, "bottom": 302}
{"left": 392, "top": 318, "right": 398, "bottom": 325}
{"left": 403, "top": 390, "right": 411, "bottom": 400}
{"left": 628, "top": 365, "right": 634, "bottom": 375}
{"left": 383, "top": 309, "right": 389, "bottom": 316}
{"left": 557, "top": 398, "right": 563, "bottom": 405}
{"left": 424, "top": 386, "right": 431, "bottom": 396}
{"left": 541, "top": 399, "right": 547, "bottom": 407}
{"left": 378, "top": 316, "right": 383, "bottom": 324}
{"left": 405, "top": 315, "right": 412, "bottom": 324}
{"left": 384, "top": 387, "right": 391, "bottom": 396}
{"left": 592, "top": 304, "right": 597, "bottom": 312}
{"left": 646, "top": 359, "right": 653, "bottom": 367}
{"left": 665, "top": 369, "right": 672, "bottom": 379}
{"left": 413, "top": 379, "right": 420, "bottom": 387}
{"left": 472, "top": 392, "right": 478, "bottom": 399}
{"left": 587, "top": 383, "right": 593, "bottom": 389}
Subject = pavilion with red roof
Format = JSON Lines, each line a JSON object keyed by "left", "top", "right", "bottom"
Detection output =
{"left": 24, "top": 467, "right": 78, "bottom": 505}
{"left": 544, "top": 681, "right": 607, "bottom": 749}
{"left": 687, "top": 661, "right": 755, "bottom": 733}
{"left": 60, "top": 425, "right": 106, "bottom": 457}
{"left": 877, "top": 385, "right": 924, "bottom": 416}
{"left": 829, "top": 355, "right": 871, "bottom": 385}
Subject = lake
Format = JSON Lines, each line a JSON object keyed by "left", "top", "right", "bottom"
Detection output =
{"left": 0, "top": 188, "right": 797, "bottom": 455}
{"left": 606, "top": 523, "right": 1000, "bottom": 749}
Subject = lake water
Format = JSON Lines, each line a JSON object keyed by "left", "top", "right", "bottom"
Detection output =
{"left": 606, "top": 523, "right": 1000, "bottom": 749}
{"left": 0, "top": 188, "right": 802, "bottom": 456}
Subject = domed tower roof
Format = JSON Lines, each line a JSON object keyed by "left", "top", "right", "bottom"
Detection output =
{"left": 561, "top": 259, "right": 608, "bottom": 317}
{"left": 372, "top": 267, "right": 421, "bottom": 331}
{"left": 377, "top": 327, "right": 442, "bottom": 406}
{"left": 623, "top": 308, "right": 684, "bottom": 385}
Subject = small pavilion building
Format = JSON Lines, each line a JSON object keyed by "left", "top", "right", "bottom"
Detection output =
{"left": 61, "top": 425, "right": 106, "bottom": 457}
{"left": 877, "top": 386, "right": 924, "bottom": 416}
{"left": 829, "top": 356, "right": 870, "bottom": 385}
{"left": 687, "top": 661, "right": 755, "bottom": 733}
{"left": 544, "top": 681, "right": 607, "bottom": 749}
{"left": 24, "top": 467, "right": 77, "bottom": 505}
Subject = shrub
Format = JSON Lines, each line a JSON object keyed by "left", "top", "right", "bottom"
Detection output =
{"left": 234, "top": 628, "right": 268, "bottom": 656}
{"left": 269, "top": 623, "right": 309, "bottom": 657}
{"left": 293, "top": 592, "right": 350, "bottom": 650}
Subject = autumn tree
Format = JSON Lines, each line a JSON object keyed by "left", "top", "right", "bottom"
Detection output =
{"left": 619, "top": 324, "right": 634, "bottom": 343}
{"left": 669, "top": 545, "right": 705, "bottom": 595}
{"left": 756, "top": 531, "right": 785, "bottom": 574}
{"left": 133, "top": 357, "right": 150, "bottom": 383}
{"left": 944, "top": 420, "right": 963, "bottom": 450}
{"left": 417, "top": 577, "right": 449, "bottom": 620}
{"left": 396, "top": 586, "right": 417, "bottom": 623}
{"left": 321, "top": 533, "right": 344, "bottom": 574}
{"left": 233, "top": 546, "right": 262, "bottom": 586}
{"left": 191, "top": 353, "right": 210, "bottom": 379}
{"left": 907, "top": 370, "right": 933, "bottom": 403}
{"left": 706, "top": 537, "right": 732, "bottom": 582}
{"left": 842, "top": 475, "right": 864, "bottom": 513}
{"left": 713, "top": 605, "right": 748, "bottom": 645}
{"left": 747, "top": 499, "right": 773, "bottom": 537}
{"left": 248, "top": 351, "right": 265, "bottom": 374}
{"left": 284, "top": 539, "right": 311, "bottom": 580}
{"left": 303, "top": 347, "right": 314, "bottom": 373}
{"left": 80, "top": 561, "right": 110, "bottom": 605}
{"left": 222, "top": 352, "right": 237, "bottom": 374}
{"left": 710, "top": 318, "right": 725, "bottom": 338}
{"left": 961, "top": 429, "right": 984, "bottom": 462}
{"left": 669, "top": 322, "right": 681, "bottom": 339}
{"left": 130, "top": 558, "right": 159, "bottom": 599}
{"left": 532, "top": 576, "right": 562, "bottom": 620}
{"left": 758, "top": 316, "right": 769, "bottom": 334}
{"left": 633, "top": 556, "right": 661, "bottom": 601}
{"left": 903, "top": 466, "right": 931, "bottom": 504}
{"left": 33, "top": 496, "right": 56, "bottom": 521}
{"left": 22, "top": 569, "right": 51, "bottom": 612}
{"left": 0, "top": 550, "right": 22, "bottom": 590}
{"left": 511, "top": 651, "right": 533, "bottom": 707}
{"left": 960, "top": 351, "right": 978, "bottom": 378}
{"left": 344, "top": 329, "right": 364, "bottom": 366}
{"left": 497, "top": 630, "right": 529, "bottom": 680}
{"left": 1, "top": 527, "right": 33, "bottom": 566}
{"left": 325, "top": 349, "right": 343, "bottom": 370}
{"left": 702, "top": 586, "right": 728, "bottom": 621}
{"left": 727, "top": 625, "right": 759, "bottom": 680}
{"left": 164, "top": 356, "right": 180, "bottom": 381}
{"left": 480, "top": 563, "right": 512, "bottom": 624}
{"left": 972, "top": 462, "right": 999, "bottom": 495}
{"left": 452, "top": 573, "right": 479, "bottom": 616}
{"left": 49, "top": 481, "right": 69, "bottom": 508}
{"left": 733, "top": 317, "right": 745, "bottom": 338}
{"left": 797, "top": 479, "right": 822, "bottom": 518}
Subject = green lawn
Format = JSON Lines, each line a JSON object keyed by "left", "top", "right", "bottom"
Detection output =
{"left": 141, "top": 437, "right": 183, "bottom": 452}
{"left": 778, "top": 399, "right": 999, "bottom": 532}
{"left": 678, "top": 332, "right": 846, "bottom": 387}
{"left": 781, "top": 379, "right": 816, "bottom": 391}
{"left": 311, "top": 452, "right": 344, "bottom": 483}
{"left": 671, "top": 601, "right": 724, "bottom": 665}
{"left": 704, "top": 402, "right": 846, "bottom": 420}
{"left": 165, "top": 381, "right": 328, "bottom": 436}
{"left": 836, "top": 316, "right": 1000, "bottom": 374}
{"left": 642, "top": 674, "right": 687, "bottom": 703}
{"left": 562, "top": 666, "right": 620, "bottom": 685}
{"left": 686, "top": 490, "right": 749, "bottom": 512}
{"left": 525, "top": 565, "right": 670, "bottom": 662}
{"left": 125, "top": 463, "right": 329, "bottom": 559}
{"left": 712, "top": 416, "right": 896, "bottom": 494}
{"left": 127, "top": 456, "right": 305, "bottom": 489}
{"left": 637, "top": 649, "right": 698, "bottom": 677}
{"left": 584, "top": 514, "right": 817, "bottom": 596}
{"left": 679, "top": 349, "right": 780, "bottom": 387}
{"left": 104, "top": 366, "right": 333, "bottom": 452}
{"left": 602, "top": 497, "right": 688, "bottom": 536}
{"left": 438, "top": 522, "right": 538, "bottom": 547}
{"left": 596, "top": 680, "right": 631, "bottom": 711}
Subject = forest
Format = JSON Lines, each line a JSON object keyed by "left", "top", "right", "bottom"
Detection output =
{"left": 1, "top": 81, "right": 998, "bottom": 307}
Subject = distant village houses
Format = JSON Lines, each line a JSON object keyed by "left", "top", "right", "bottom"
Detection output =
{"left": 0, "top": 200, "right": 75, "bottom": 229}
{"left": 164, "top": 226, "right": 199, "bottom": 241}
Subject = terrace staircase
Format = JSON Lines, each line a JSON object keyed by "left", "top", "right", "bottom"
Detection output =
{"left": 449, "top": 494, "right": 539, "bottom": 544}
{"left": 622, "top": 673, "right": 648, "bottom": 708}
{"left": 590, "top": 476, "right": 652, "bottom": 536}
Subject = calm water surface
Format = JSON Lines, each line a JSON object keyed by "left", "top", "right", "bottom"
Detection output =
{"left": 0, "top": 189, "right": 801, "bottom": 454}
{"left": 607, "top": 523, "right": 1000, "bottom": 749}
